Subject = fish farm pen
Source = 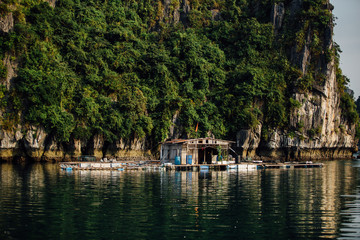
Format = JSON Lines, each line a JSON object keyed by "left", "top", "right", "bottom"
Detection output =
{"left": 60, "top": 137, "right": 323, "bottom": 171}
{"left": 59, "top": 161, "right": 323, "bottom": 171}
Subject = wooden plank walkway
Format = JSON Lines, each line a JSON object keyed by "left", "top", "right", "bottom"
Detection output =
{"left": 165, "top": 163, "right": 323, "bottom": 171}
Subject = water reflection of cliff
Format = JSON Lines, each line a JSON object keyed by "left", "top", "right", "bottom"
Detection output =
{"left": 158, "top": 162, "right": 358, "bottom": 238}
{"left": 0, "top": 161, "right": 359, "bottom": 239}
{"left": 339, "top": 161, "right": 360, "bottom": 239}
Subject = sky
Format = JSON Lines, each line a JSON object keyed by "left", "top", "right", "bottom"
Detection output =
{"left": 332, "top": 0, "right": 360, "bottom": 99}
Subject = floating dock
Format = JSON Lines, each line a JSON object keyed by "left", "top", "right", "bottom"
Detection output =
{"left": 60, "top": 161, "right": 323, "bottom": 171}
{"left": 164, "top": 162, "right": 323, "bottom": 171}
{"left": 59, "top": 162, "right": 164, "bottom": 171}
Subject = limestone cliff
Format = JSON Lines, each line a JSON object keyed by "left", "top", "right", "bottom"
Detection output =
{"left": 0, "top": 1, "right": 151, "bottom": 161}
{"left": 163, "top": 0, "right": 357, "bottom": 160}
{"left": 236, "top": 0, "right": 357, "bottom": 160}
{"left": 0, "top": 0, "right": 357, "bottom": 161}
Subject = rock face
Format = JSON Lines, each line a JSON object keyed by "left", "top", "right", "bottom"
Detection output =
{"left": 45, "top": 0, "right": 56, "bottom": 8}
{"left": 0, "top": 125, "right": 151, "bottom": 161}
{"left": 236, "top": 124, "right": 262, "bottom": 158}
{"left": 0, "top": 0, "right": 151, "bottom": 161}
{"left": 0, "top": 12, "right": 14, "bottom": 33}
{"left": 256, "top": 68, "right": 356, "bottom": 160}
{"left": 0, "top": 0, "right": 357, "bottom": 161}
{"left": 159, "top": 0, "right": 191, "bottom": 25}
{"left": 236, "top": 0, "right": 357, "bottom": 160}
{"left": 271, "top": 3, "right": 285, "bottom": 35}
{"left": 3, "top": 54, "right": 18, "bottom": 89}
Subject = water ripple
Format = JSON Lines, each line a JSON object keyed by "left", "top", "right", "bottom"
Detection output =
{"left": 0, "top": 161, "right": 359, "bottom": 239}
{"left": 339, "top": 191, "right": 360, "bottom": 240}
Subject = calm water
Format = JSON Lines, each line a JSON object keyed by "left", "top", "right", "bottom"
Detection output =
{"left": 0, "top": 160, "right": 360, "bottom": 240}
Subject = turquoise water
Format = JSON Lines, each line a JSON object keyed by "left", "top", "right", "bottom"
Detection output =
{"left": 0, "top": 160, "right": 359, "bottom": 240}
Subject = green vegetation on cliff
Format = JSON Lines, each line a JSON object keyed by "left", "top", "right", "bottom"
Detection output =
{"left": 356, "top": 96, "right": 360, "bottom": 139}
{"left": 0, "top": 0, "right": 358, "bottom": 149}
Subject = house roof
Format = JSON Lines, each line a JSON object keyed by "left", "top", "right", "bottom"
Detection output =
{"left": 161, "top": 137, "right": 235, "bottom": 145}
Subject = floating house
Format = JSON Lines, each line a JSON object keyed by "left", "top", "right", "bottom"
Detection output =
{"left": 160, "top": 138, "right": 235, "bottom": 165}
